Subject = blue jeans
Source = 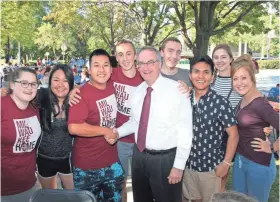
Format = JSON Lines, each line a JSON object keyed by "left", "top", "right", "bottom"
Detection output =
{"left": 232, "top": 153, "right": 276, "bottom": 202}
{"left": 73, "top": 162, "right": 124, "bottom": 202}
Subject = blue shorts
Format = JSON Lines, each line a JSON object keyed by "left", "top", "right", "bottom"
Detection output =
{"left": 73, "top": 162, "right": 124, "bottom": 202}
{"left": 117, "top": 141, "right": 134, "bottom": 177}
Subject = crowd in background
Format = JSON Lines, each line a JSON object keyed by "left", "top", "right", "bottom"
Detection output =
{"left": 1, "top": 38, "right": 279, "bottom": 202}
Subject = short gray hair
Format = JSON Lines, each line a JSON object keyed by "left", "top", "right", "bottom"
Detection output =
{"left": 210, "top": 191, "right": 258, "bottom": 202}
{"left": 136, "top": 46, "right": 161, "bottom": 62}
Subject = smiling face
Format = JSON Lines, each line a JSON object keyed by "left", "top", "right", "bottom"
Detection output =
{"left": 212, "top": 48, "right": 233, "bottom": 74}
{"left": 190, "top": 62, "right": 213, "bottom": 93}
{"left": 116, "top": 42, "right": 136, "bottom": 71}
{"left": 137, "top": 49, "right": 161, "bottom": 86}
{"left": 10, "top": 72, "right": 38, "bottom": 104}
{"left": 161, "top": 41, "right": 182, "bottom": 69}
{"left": 50, "top": 69, "right": 70, "bottom": 100}
{"left": 89, "top": 55, "right": 112, "bottom": 89}
{"left": 232, "top": 67, "right": 255, "bottom": 96}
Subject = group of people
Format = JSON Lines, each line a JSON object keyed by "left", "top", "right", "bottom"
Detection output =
{"left": 37, "top": 57, "right": 58, "bottom": 67}
{"left": 1, "top": 37, "right": 279, "bottom": 202}
{"left": 72, "top": 65, "right": 90, "bottom": 86}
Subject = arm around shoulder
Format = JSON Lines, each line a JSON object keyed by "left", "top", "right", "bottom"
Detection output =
{"left": 68, "top": 122, "right": 112, "bottom": 138}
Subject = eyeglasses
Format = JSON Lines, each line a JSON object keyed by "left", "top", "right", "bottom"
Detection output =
{"left": 15, "top": 80, "right": 38, "bottom": 89}
{"left": 136, "top": 60, "right": 159, "bottom": 69}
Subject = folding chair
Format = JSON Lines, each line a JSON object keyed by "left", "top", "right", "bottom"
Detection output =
{"left": 29, "top": 189, "right": 97, "bottom": 202}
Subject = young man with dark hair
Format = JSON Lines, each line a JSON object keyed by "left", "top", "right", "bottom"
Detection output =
{"left": 182, "top": 56, "right": 239, "bottom": 202}
{"left": 68, "top": 41, "right": 143, "bottom": 202}
{"left": 68, "top": 49, "right": 124, "bottom": 202}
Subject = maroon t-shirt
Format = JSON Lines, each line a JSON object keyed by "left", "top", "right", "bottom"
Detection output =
{"left": 111, "top": 68, "right": 143, "bottom": 143}
{"left": 236, "top": 97, "right": 279, "bottom": 166}
{"left": 68, "top": 82, "right": 118, "bottom": 170}
{"left": 1, "top": 96, "right": 41, "bottom": 195}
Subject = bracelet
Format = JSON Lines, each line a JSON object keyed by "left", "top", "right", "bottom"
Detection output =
{"left": 223, "top": 160, "right": 231, "bottom": 166}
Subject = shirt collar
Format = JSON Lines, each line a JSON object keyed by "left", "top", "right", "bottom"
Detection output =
{"left": 143, "top": 74, "right": 164, "bottom": 92}
{"left": 191, "top": 87, "right": 213, "bottom": 104}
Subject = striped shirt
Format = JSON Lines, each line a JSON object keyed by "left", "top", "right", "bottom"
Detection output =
{"left": 212, "top": 76, "right": 242, "bottom": 109}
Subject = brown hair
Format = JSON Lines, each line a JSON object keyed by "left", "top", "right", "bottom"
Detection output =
{"left": 9, "top": 67, "right": 39, "bottom": 108}
{"left": 231, "top": 54, "right": 256, "bottom": 86}
{"left": 9, "top": 67, "right": 38, "bottom": 93}
{"left": 115, "top": 39, "right": 136, "bottom": 54}
{"left": 160, "top": 37, "right": 182, "bottom": 51}
{"left": 212, "top": 44, "right": 233, "bottom": 60}
{"left": 212, "top": 44, "right": 234, "bottom": 85}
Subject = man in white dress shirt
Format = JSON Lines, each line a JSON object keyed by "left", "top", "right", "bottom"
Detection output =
{"left": 116, "top": 46, "right": 193, "bottom": 202}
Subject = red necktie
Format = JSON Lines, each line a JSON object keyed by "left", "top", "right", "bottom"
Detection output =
{"left": 137, "top": 87, "right": 153, "bottom": 152}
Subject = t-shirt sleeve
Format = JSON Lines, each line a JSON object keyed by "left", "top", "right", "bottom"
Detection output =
{"left": 218, "top": 97, "right": 237, "bottom": 128}
{"left": 68, "top": 97, "right": 89, "bottom": 124}
{"left": 255, "top": 99, "right": 279, "bottom": 130}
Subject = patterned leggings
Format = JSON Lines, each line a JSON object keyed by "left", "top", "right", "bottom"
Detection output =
{"left": 73, "top": 162, "right": 124, "bottom": 202}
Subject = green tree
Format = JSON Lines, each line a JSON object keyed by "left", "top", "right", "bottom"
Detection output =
{"left": 35, "top": 23, "right": 75, "bottom": 59}
{"left": 172, "top": 1, "right": 266, "bottom": 58}
{"left": 37, "top": 1, "right": 86, "bottom": 59}
{"left": 85, "top": 2, "right": 140, "bottom": 50}
{"left": 1, "top": 1, "right": 45, "bottom": 62}
{"left": 210, "top": 13, "right": 279, "bottom": 57}
{"left": 118, "top": 0, "right": 180, "bottom": 46}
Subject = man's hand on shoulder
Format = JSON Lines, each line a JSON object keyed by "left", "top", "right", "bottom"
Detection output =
{"left": 69, "top": 87, "right": 81, "bottom": 106}
{"left": 177, "top": 80, "right": 192, "bottom": 97}
{"left": 1, "top": 88, "right": 8, "bottom": 97}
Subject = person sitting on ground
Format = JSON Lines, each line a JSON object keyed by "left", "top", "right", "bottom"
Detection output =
{"left": 267, "top": 84, "right": 280, "bottom": 103}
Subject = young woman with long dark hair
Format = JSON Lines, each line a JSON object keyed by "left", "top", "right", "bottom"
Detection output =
{"left": 36, "top": 64, "right": 75, "bottom": 189}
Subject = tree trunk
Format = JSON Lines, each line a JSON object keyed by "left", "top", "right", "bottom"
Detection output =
{"left": 52, "top": 47, "right": 57, "bottom": 58}
{"left": 5, "top": 35, "right": 10, "bottom": 64}
{"left": 194, "top": 34, "right": 210, "bottom": 58}
{"left": 193, "top": 2, "right": 212, "bottom": 58}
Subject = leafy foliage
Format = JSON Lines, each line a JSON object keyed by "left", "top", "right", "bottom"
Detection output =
{"left": 1, "top": 1, "right": 46, "bottom": 60}
{"left": 1, "top": 1, "right": 275, "bottom": 61}
{"left": 258, "top": 60, "right": 279, "bottom": 69}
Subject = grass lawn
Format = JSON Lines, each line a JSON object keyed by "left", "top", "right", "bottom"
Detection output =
{"left": 226, "top": 164, "right": 279, "bottom": 202}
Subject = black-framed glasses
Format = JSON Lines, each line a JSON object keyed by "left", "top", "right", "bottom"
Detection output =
{"left": 15, "top": 80, "right": 38, "bottom": 89}
{"left": 136, "top": 60, "right": 159, "bottom": 69}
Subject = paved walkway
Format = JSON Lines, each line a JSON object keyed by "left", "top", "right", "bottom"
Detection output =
{"left": 127, "top": 177, "right": 133, "bottom": 202}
